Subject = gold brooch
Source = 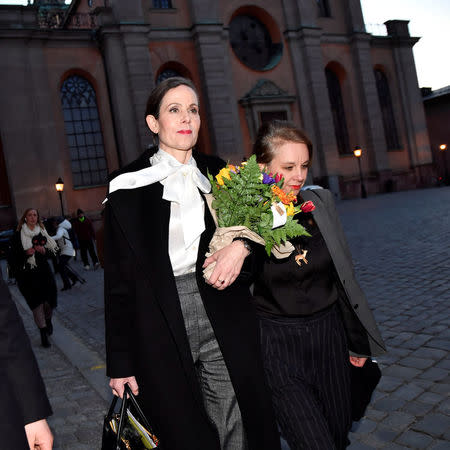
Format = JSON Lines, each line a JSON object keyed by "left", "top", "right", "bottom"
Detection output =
{"left": 295, "top": 249, "right": 308, "bottom": 266}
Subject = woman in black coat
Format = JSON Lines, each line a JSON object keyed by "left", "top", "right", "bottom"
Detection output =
{"left": 251, "top": 121, "right": 386, "bottom": 449}
{"left": 9, "top": 208, "right": 58, "bottom": 348}
{"left": 0, "top": 270, "right": 53, "bottom": 449}
{"left": 104, "top": 77, "right": 281, "bottom": 450}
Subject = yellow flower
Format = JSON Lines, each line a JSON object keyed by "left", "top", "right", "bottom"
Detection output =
{"left": 216, "top": 167, "right": 231, "bottom": 186}
{"left": 286, "top": 202, "right": 295, "bottom": 216}
{"left": 216, "top": 174, "right": 224, "bottom": 186}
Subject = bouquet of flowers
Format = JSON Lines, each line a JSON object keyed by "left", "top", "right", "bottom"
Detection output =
{"left": 203, "top": 155, "right": 314, "bottom": 279}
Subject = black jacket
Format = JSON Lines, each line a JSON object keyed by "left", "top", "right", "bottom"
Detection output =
{"left": 104, "top": 147, "right": 281, "bottom": 450}
{"left": 0, "top": 270, "right": 52, "bottom": 449}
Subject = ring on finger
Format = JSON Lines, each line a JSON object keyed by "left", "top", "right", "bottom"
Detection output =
{"left": 218, "top": 279, "right": 225, "bottom": 284}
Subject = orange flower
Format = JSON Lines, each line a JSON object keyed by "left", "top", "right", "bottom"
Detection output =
{"left": 272, "top": 185, "right": 297, "bottom": 205}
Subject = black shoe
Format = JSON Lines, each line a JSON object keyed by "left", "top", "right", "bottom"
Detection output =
{"left": 46, "top": 318, "right": 53, "bottom": 336}
{"left": 40, "top": 328, "right": 51, "bottom": 348}
{"left": 61, "top": 285, "right": 72, "bottom": 291}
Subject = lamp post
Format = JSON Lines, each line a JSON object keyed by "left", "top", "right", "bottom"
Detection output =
{"left": 353, "top": 146, "right": 367, "bottom": 198}
{"left": 55, "top": 177, "right": 65, "bottom": 217}
{"left": 439, "top": 144, "right": 448, "bottom": 185}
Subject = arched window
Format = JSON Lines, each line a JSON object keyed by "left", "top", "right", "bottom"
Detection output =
{"left": 60, "top": 75, "right": 108, "bottom": 188}
{"left": 153, "top": 0, "right": 172, "bottom": 8}
{"left": 317, "top": 0, "right": 331, "bottom": 17}
{"left": 156, "top": 68, "right": 182, "bottom": 84}
{"left": 0, "top": 135, "right": 11, "bottom": 207}
{"left": 325, "top": 68, "right": 350, "bottom": 155}
{"left": 374, "top": 69, "right": 400, "bottom": 150}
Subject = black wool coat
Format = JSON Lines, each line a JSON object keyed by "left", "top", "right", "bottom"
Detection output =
{"left": 9, "top": 232, "right": 57, "bottom": 311}
{"left": 104, "top": 147, "right": 281, "bottom": 450}
{"left": 0, "top": 271, "right": 52, "bottom": 449}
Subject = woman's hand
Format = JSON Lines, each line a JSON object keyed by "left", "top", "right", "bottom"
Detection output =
{"left": 34, "top": 245, "right": 45, "bottom": 255}
{"left": 25, "top": 248, "right": 35, "bottom": 256}
{"left": 24, "top": 419, "right": 53, "bottom": 450}
{"left": 203, "top": 240, "right": 250, "bottom": 290}
{"left": 109, "top": 376, "right": 139, "bottom": 398}
{"left": 349, "top": 356, "right": 367, "bottom": 367}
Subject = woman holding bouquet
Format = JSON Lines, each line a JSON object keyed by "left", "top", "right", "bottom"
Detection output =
{"left": 9, "top": 208, "right": 58, "bottom": 348}
{"left": 252, "top": 120, "right": 386, "bottom": 449}
{"left": 104, "top": 77, "right": 281, "bottom": 450}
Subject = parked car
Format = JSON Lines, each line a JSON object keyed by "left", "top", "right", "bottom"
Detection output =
{"left": 0, "top": 228, "right": 14, "bottom": 259}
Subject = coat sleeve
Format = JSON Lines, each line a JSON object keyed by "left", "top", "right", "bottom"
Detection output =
{"left": 51, "top": 227, "right": 65, "bottom": 241}
{"left": 315, "top": 189, "right": 386, "bottom": 356}
{"left": 0, "top": 272, "right": 52, "bottom": 425}
{"left": 103, "top": 201, "right": 137, "bottom": 378}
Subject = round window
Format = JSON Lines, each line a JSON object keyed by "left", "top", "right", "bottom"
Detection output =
{"left": 229, "top": 15, "right": 282, "bottom": 71}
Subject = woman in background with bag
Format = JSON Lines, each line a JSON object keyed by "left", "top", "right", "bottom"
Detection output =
{"left": 251, "top": 121, "right": 386, "bottom": 449}
{"left": 103, "top": 77, "right": 281, "bottom": 450}
{"left": 9, "top": 208, "right": 58, "bottom": 348}
{"left": 50, "top": 216, "right": 78, "bottom": 291}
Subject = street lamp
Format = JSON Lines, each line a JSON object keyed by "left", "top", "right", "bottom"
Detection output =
{"left": 353, "top": 146, "right": 367, "bottom": 198}
{"left": 55, "top": 177, "right": 65, "bottom": 217}
{"left": 439, "top": 144, "right": 448, "bottom": 185}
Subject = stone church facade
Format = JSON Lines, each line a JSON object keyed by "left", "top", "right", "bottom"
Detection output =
{"left": 0, "top": 0, "right": 433, "bottom": 228}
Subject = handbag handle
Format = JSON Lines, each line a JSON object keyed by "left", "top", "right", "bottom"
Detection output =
{"left": 114, "top": 383, "right": 155, "bottom": 450}
{"left": 114, "top": 386, "right": 130, "bottom": 450}
{"left": 123, "top": 384, "right": 154, "bottom": 435}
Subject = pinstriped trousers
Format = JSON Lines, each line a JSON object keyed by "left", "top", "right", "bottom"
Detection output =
{"left": 259, "top": 304, "right": 352, "bottom": 450}
{"left": 176, "top": 273, "right": 247, "bottom": 450}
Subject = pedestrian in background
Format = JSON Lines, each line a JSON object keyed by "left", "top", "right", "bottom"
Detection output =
{"left": 251, "top": 121, "right": 386, "bottom": 449}
{"left": 104, "top": 77, "right": 281, "bottom": 450}
{"left": 72, "top": 209, "right": 99, "bottom": 271}
{"left": 50, "top": 217, "right": 78, "bottom": 291}
{"left": 9, "top": 208, "right": 58, "bottom": 348}
{"left": 0, "top": 269, "right": 53, "bottom": 449}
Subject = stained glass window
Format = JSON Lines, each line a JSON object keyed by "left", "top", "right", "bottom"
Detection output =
{"left": 153, "top": 0, "right": 172, "bottom": 8}
{"left": 60, "top": 75, "right": 108, "bottom": 187}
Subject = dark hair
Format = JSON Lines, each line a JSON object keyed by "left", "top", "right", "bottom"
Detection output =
{"left": 144, "top": 77, "right": 198, "bottom": 121}
{"left": 77, "top": 209, "right": 84, "bottom": 215}
{"left": 252, "top": 120, "right": 313, "bottom": 167}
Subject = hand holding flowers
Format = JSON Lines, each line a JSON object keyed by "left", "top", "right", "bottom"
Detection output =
{"left": 203, "top": 155, "right": 314, "bottom": 280}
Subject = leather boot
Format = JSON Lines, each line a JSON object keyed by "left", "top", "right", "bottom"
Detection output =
{"left": 40, "top": 327, "right": 51, "bottom": 348}
{"left": 46, "top": 318, "right": 53, "bottom": 336}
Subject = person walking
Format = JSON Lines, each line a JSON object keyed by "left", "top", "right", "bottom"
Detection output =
{"left": 251, "top": 121, "right": 386, "bottom": 450}
{"left": 0, "top": 269, "right": 53, "bottom": 449}
{"left": 104, "top": 77, "right": 281, "bottom": 450}
{"left": 9, "top": 208, "right": 58, "bottom": 348}
{"left": 72, "top": 209, "right": 99, "bottom": 270}
{"left": 50, "top": 217, "right": 78, "bottom": 291}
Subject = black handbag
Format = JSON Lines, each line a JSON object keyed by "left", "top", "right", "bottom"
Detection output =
{"left": 350, "top": 358, "right": 382, "bottom": 421}
{"left": 102, "top": 384, "right": 160, "bottom": 450}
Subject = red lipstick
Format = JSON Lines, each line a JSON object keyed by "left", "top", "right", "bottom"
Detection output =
{"left": 177, "top": 130, "right": 192, "bottom": 134}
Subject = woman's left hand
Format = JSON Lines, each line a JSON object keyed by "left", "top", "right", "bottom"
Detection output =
{"left": 203, "top": 240, "right": 250, "bottom": 290}
{"left": 349, "top": 356, "right": 367, "bottom": 367}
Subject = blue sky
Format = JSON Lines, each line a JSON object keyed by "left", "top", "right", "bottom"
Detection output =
{"left": 2, "top": 0, "right": 449, "bottom": 90}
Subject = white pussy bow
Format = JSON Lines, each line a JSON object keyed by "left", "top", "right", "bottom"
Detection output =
{"left": 106, "top": 149, "right": 211, "bottom": 248}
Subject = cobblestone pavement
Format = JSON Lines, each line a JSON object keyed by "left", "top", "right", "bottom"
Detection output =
{"left": 10, "top": 288, "right": 107, "bottom": 450}
{"left": 3, "top": 186, "right": 450, "bottom": 449}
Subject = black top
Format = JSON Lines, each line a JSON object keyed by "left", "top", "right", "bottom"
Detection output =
{"left": 253, "top": 210, "right": 338, "bottom": 317}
